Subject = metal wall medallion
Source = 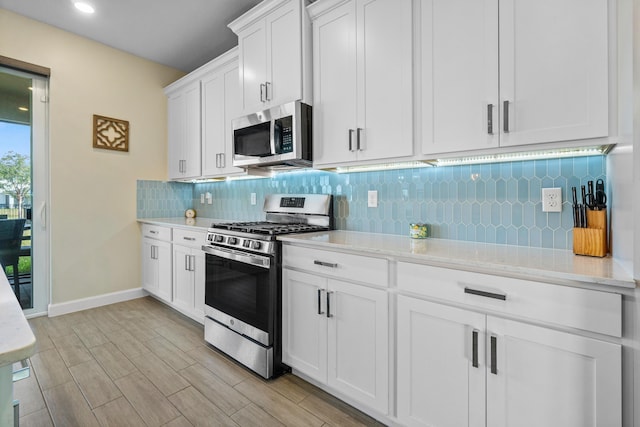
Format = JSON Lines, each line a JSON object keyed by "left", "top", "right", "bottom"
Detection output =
{"left": 93, "top": 114, "right": 129, "bottom": 152}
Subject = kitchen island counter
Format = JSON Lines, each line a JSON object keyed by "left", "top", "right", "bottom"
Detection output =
{"left": 0, "top": 270, "right": 35, "bottom": 426}
{"left": 279, "top": 230, "right": 636, "bottom": 290}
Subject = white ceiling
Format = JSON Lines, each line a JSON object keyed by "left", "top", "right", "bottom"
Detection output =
{"left": 0, "top": 0, "right": 262, "bottom": 72}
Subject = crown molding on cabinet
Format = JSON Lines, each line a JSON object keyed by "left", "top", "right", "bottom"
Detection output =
{"left": 228, "top": 0, "right": 299, "bottom": 33}
{"left": 307, "top": 0, "right": 350, "bottom": 19}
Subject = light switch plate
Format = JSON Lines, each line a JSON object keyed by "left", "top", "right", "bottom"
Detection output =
{"left": 251, "top": 193, "right": 257, "bottom": 205}
{"left": 368, "top": 190, "right": 378, "bottom": 208}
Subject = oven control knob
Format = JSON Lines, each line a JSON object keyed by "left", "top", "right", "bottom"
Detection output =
{"left": 228, "top": 237, "right": 238, "bottom": 245}
{"left": 214, "top": 235, "right": 224, "bottom": 243}
{"left": 252, "top": 241, "right": 262, "bottom": 250}
{"left": 243, "top": 240, "right": 251, "bottom": 248}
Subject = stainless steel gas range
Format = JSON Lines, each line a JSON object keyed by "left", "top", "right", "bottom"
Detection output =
{"left": 201, "top": 194, "right": 332, "bottom": 378}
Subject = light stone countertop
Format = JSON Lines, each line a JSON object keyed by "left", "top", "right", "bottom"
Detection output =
{"left": 279, "top": 230, "right": 637, "bottom": 290}
{"left": 137, "top": 217, "right": 231, "bottom": 231}
{"left": 0, "top": 272, "right": 35, "bottom": 367}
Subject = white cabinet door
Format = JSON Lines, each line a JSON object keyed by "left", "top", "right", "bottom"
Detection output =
{"left": 312, "top": 0, "right": 413, "bottom": 167}
{"left": 498, "top": 0, "right": 608, "bottom": 147}
{"left": 142, "top": 238, "right": 172, "bottom": 303}
{"left": 173, "top": 244, "right": 194, "bottom": 312}
{"left": 193, "top": 250, "right": 206, "bottom": 319}
{"left": 327, "top": 279, "right": 389, "bottom": 414}
{"left": 422, "top": 0, "right": 608, "bottom": 156}
{"left": 238, "top": 19, "right": 268, "bottom": 114}
{"left": 235, "top": 0, "right": 303, "bottom": 115}
{"left": 266, "top": 0, "right": 301, "bottom": 108}
{"left": 141, "top": 239, "right": 159, "bottom": 295}
{"left": 422, "top": 0, "right": 499, "bottom": 155}
{"left": 312, "top": 0, "right": 357, "bottom": 165}
{"left": 172, "top": 245, "right": 205, "bottom": 322}
{"left": 397, "top": 296, "right": 486, "bottom": 427}
{"left": 167, "top": 92, "right": 185, "bottom": 179}
{"left": 167, "top": 81, "right": 201, "bottom": 180}
{"left": 201, "top": 60, "right": 244, "bottom": 177}
{"left": 486, "top": 317, "right": 621, "bottom": 427}
{"left": 156, "top": 240, "right": 172, "bottom": 303}
{"left": 355, "top": 0, "right": 413, "bottom": 162}
{"left": 282, "top": 269, "right": 328, "bottom": 383}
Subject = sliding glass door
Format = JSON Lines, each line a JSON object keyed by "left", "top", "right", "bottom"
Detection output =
{"left": 0, "top": 66, "right": 49, "bottom": 315}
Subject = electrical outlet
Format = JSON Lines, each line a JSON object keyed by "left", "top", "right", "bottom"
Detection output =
{"left": 251, "top": 193, "right": 257, "bottom": 205}
{"left": 542, "top": 188, "right": 562, "bottom": 212}
{"left": 200, "top": 194, "right": 205, "bottom": 204}
{"left": 206, "top": 192, "right": 213, "bottom": 205}
{"left": 368, "top": 190, "right": 378, "bottom": 208}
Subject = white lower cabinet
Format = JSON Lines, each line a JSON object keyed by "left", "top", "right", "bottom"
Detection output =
{"left": 172, "top": 228, "right": 207, "bottom": 323}
{"left": 141, "top": 226, "right": 172, "bottom": 303}
{"left": 282, "top": 268, "right": 389, "bottom": 414}
{"left": 172, "top": 245, "right": 205, "bottom": 321}
{"left": 397, "top": 295, "right": 622, "bottom": 427}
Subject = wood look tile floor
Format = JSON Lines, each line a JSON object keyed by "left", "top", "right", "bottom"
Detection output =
{"left": 16, "top": 297, "right": 384, "bottom": 427}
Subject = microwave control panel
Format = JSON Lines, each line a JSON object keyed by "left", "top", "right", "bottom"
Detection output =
{"left": 275, "top": 116, "right": 293, "bottom": 154}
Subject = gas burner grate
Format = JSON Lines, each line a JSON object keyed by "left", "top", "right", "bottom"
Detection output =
{"left": 212, "top": 221, "right": 328, "bottom": 236}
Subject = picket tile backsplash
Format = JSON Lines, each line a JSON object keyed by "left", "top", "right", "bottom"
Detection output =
{"left": 137, "top": 156, "right": 606, "bottom": 250}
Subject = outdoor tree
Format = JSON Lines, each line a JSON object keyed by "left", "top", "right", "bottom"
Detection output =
{"left": 0, "top": 151, "right": 30, "bottom": 218}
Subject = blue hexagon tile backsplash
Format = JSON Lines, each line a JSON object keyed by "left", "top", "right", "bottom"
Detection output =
{"left": 137, "top": 155, "right": 606, "bottom": 250}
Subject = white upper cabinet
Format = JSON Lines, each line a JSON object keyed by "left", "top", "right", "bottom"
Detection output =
{"left": 229, "top": 0, "right": 312, "bottom": 115}
{"left": 167, "top": 81, "right": 201, "bottom": 180}
{"left": 311, "top": 0, "right": 413, "bottom": 167}
{"left": 166, "top": 47, "right": 245, "bottom": 181}
{"left": 498, "top": 0, "right": 608, "bottom": 147}
{"left": 422, "top": 0, "right": 609, "bottom": 156}
{"left": 201, "top": 49, "right": 245, "bottom": 178}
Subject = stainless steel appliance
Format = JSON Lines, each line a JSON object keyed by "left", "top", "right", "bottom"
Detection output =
{"left": 232, "top": 101, "right": 312, "bottom": 169}
{"left": 202, "top": 194, "right": 332, "bottom": 378}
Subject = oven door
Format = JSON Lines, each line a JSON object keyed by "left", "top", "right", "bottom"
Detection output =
{"left": 203, "top": 246, "right": 275, "bottom": 346}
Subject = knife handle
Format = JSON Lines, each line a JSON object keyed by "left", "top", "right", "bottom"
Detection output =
{"left": 571, "top": 187, "right": 578, "bottom": 206}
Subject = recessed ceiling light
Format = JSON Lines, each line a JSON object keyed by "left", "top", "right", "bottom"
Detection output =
{"left": 18, "top": 107, "right": 29, "bottom": 112}
{"left": 74, "top": 2, "right": 95, "bottom": 14}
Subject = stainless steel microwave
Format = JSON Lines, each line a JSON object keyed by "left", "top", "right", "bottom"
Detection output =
{"left": 232, "top": 101, "right": 312, "bottom": 169}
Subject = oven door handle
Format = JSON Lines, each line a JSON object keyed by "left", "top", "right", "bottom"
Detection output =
{"left": 202, "top": 245, "right": 271, "bottom": 269}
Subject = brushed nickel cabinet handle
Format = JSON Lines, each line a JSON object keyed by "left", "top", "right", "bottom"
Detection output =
{"left": 314, "top": 260, "right": 338, "bottom": 268}
{"left": 356, "top": 128, "right": 363, "bottom": 151}
{"left": 348, "top": 129, "right": 355, "bottom": 152}
{"left": 487, "top": 104, "right": 494, "bottom": 135}
{"left": 472, "top": 329, "right": 479, "bottom": 368}
{"left": 265, "top": 81, "right": 271, "bottom": 101}
{"left": 326, "top": 291, "right": 334, "bottom": 318}
{"left": 183, "top": 237, "right": 196, "bottom": 241}
{"left": 464, "top": 287, "right": 506, "bottom": 301}
{"left": 490, "top": 335, "right": 498, "bottom": 375}
{"left": 317, "top": 289, "right": 325, "bottom": 315}
{"left": 260, "top": 83, "right": 266, "bottom": 102}
{"left": 503, "top": 100, "right": 510, "bottom": 133}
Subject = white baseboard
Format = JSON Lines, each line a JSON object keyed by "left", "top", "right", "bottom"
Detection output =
{"left": 48, "top": 288, "right": 146, "bottom": 317}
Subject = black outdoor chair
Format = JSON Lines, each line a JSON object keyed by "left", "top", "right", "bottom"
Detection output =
{"left": 0, "top": 219, "right": 27, "bottom": 301}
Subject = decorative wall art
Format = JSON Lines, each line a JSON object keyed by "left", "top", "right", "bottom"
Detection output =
{"left": 93, "top": 114, "right": 129, "bottom": 152}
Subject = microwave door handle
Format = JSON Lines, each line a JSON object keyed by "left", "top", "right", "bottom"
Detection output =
{"left": 270, "top": 119, "right": 277, "bottom": 155}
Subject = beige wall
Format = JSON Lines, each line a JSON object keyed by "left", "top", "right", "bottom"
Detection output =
{"left": 0, "top": 9, "right": 184, "bottom": 304}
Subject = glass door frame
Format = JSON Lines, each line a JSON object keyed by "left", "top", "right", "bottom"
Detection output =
{"left": 0, "top": 66, "right": 50, "bottom": 316}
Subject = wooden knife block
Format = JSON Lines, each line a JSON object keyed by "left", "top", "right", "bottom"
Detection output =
{"left": 573, "top": 210, "right": 607, "bottom": 257}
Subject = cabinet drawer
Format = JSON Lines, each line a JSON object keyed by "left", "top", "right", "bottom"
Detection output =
{"left": 142, "top": 224, "right": 171, "bottom": 241}
{"left": 397, "top": 262, "right": 621, "bottom": 337}
{"left": 283, "top": 245, "right": 388, "bottom": 288}
{"left": 173, "top": 228, "right": 207, "bottom": 249}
